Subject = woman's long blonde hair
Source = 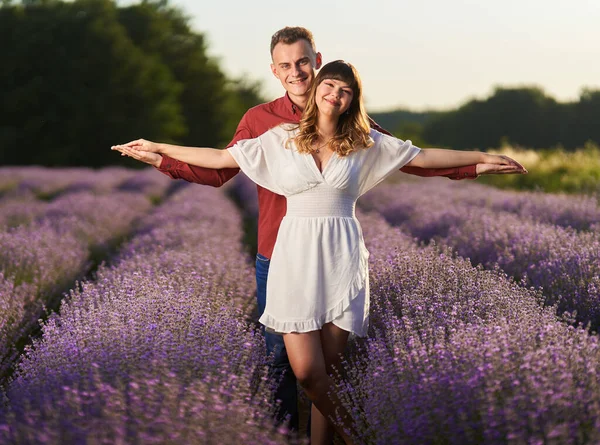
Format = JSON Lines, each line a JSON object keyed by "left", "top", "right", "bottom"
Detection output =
{"left": 292, "top": 60, "right": 373, "bottom": 157}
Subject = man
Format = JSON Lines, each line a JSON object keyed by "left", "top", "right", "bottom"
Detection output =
{"left": 116, "top": 27, "right": 524, "bottom": 432}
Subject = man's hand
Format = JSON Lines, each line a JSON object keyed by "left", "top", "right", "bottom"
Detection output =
{"left": 111, "top": 143, "right": 163, "bottom": 168}
{"left": 477, "top": 154, "right": 528, "bottom": 175}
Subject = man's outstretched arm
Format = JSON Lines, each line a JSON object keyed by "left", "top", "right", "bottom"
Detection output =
{"left": 400, "top": 164, "right": 478, "bottom": 179}
{"left": 156, "top": 154, "right": 239, "bottom": 187}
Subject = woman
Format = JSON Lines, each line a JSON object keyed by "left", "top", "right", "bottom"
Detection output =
{"left": 113, "top": 60, "right": 524, "bottom": 444}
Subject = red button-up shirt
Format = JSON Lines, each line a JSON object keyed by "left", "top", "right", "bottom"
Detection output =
{"left": 157, "top": 94, "right": 477, "bottom": 258}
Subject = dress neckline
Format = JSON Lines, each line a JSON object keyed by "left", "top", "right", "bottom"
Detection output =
{"left": 308, "top": 150, "right": 337, "bottom": 176}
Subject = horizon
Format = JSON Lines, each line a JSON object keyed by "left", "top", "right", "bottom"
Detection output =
{"left": 121, "top": 0, "right": 599, "bottom": 112}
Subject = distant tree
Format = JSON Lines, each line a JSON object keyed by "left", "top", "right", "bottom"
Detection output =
{"left": 0, "top": 0, "right": 185, "bottom": 166}
{"left": 423, "top": 86, "right": 566, "bottom": 150}
{"left": 392, "top": 122, "right": 426, "bottom": 147}
{"left": 572, "top": 88, "right": 600, "bottom": 148}
{"left": 0, "top": 0, "right": 264, "bottom": 166}
{"left": 354, "top": 86, "right": 600, "bottom": 151}
{"left": 220, "top": 77, "right": 264, "bottom": 142}
{"left": 369, "top": 109, "right": 433, "bottom": 134}
{"left": 117, "top": 1, "right": 241, "bottom": 148}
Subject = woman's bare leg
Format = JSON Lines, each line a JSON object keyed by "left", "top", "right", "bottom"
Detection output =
{"left": 309, "top": 323, "right": 350, "bottom": 444}
{"left": 283, "top": 325, "right": 355, "bottom": 445}
{"left": 310, "top": 402, "right": 334, "bottom": 445}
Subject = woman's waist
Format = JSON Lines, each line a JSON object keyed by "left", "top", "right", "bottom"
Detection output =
{"left": 285, "top": 202, "right": 356, "bottom": 217}
{"left": 285, "top": 192, "right": 356, "bottom": 217}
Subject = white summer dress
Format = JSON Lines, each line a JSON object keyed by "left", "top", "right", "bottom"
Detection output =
{"left": 228, "top": 125, "right": 421, "bottom": 337}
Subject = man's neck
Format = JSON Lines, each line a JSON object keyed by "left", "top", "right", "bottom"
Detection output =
{"left": 288, "top": 94, "right": 308, "bottom": 113}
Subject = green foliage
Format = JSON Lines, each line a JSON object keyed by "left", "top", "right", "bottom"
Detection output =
{"left": 117, "top": 2, "right": 229, "bottom": 147}
{"left": 374, "top": 87, "right": 600, "bottom": 152}
{"left": 393, "top": 122, "right": 426, "bottom": 147}
{"left": 0, "top": 0, "right": 185, "bottom": 166}
{"left": 221, "top": 77, "right": 264, "bottom": 144}
{"left": 423, "top": 86, "right": 567, "bottom": 150}
{"left": 369, "top": 109, "right": 435, "bottom": 132}
{"left": 479, "top": 142, "right": 600, "bottom": 195}
{"left": 573, "top": 89, "right": 600, "bottom": 147}
{"left": 0, "top": 0, "right": 263, "bottom": 166}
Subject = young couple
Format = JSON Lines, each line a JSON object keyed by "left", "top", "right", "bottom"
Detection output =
{"left": 113, "top": 27, "right": 525, "bottom": 445}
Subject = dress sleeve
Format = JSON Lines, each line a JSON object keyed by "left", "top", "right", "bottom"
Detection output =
{"left": 358, "top": 129, "right": 421, "bottom": 195}
{"left": 227, "top": 133, "right": 285, "bottom": 195}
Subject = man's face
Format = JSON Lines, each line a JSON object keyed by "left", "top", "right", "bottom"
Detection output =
{"left": 270, "top": 40, "right": 322, "bottom": 104}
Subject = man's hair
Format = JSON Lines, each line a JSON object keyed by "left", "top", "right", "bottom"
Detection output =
{"left": 270, "top": 26, "right": 316, "bottom": 57}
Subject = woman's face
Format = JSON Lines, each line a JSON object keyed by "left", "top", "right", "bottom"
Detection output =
{"left": 315, "top": 78, "right": 354, "bottom": 118}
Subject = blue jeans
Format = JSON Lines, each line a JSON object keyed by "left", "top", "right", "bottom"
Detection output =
{"left": 255, "top": 253, "right": 300, "bottom": 431}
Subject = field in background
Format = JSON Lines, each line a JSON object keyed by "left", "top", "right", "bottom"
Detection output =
{"left": 478, "top": 142, "right": 600, "bottom": 194}
{"left": 0, "top": 167, "right": 599, "bottom": 444}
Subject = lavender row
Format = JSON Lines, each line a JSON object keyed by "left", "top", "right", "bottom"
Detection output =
{"left": 225, "top": 173, "right": 600, "bottom": 443}
{"left": 0, "top": 191, "right": 154, "bottom": 380}
{"left": 1, "top": 185, "right": 295, "bottom": 444}
{"left": 0, "top": 168, "right": 172, "bottom": 233}
{"left": 338, "top": 211, "right": 600, "bottom": 444}
{"left": 231, "top": 173, "right": 259, "bottom": 218}
{"left": 442, "top": 211, "right": 600, "bottom": 328}
{"left": 0, "top": 197, "right": 48, "bottom": 229}
{"left": 0, "top": 166, "right": 130, "bottom": 199}
{"left": 0, "top": 275, "right": 37, "bottom": 383}
{"left": 361, "top": 179, "right": 600, "bottom": 329}
{"left": 0, "top": 166, "right": 173, "bottom": 201}
{"left": 363, "top": 177, "right": 600, "bottom": 231}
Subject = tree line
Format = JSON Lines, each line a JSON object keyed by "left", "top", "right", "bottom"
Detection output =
{"left": 0, "top": 0, "right": 263, "bottom": 167}
{"left": 1, "top": 0, "right": 597, "bottom": 167}
{"left": 372, "top": 86, "right": 600, "bottom": 150}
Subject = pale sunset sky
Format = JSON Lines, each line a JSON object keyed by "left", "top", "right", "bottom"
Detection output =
{"left": 122, "top": 0, "right": 600, "bottom": 112}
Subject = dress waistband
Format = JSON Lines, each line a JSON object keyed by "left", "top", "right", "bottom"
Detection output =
{"left": 285, "top": 186, "right": 356, "bottom": 218}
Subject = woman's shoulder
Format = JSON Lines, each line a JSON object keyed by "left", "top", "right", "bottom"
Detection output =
{"left": 272, "top": 123, "right": 299, "bottom": 136}
{"left": 260, "top": 123, "right": 299, "bottom": 142}
{"left": 368, "top": 128, "right": 387, "bottom": 141}
{"left": 243, "top": 124, "right": 298, "bottom": 154}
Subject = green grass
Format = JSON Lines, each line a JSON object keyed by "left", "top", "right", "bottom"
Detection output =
{"left": 479, "top": 142, "right": 600, "bottom": 195}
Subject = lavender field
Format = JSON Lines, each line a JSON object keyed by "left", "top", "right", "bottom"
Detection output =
{"left": 360, "top": 176, "right": 600, "bottom": 331}
{"left": 1, "top": 167, "right": 599, "bottom": 444}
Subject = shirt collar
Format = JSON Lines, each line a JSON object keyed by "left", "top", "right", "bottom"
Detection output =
{"left": 283, "top": 93, "right": 300, "bottom": 115}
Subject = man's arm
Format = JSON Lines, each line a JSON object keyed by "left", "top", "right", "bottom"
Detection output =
{"left": 368, "top": 117, "right": 478, "bottom": 180}
{"left": 400, "top": 164, "right": 478, "bottom": 179}
{"left": 156, "top": 155, "right": 239, "bottom": 187}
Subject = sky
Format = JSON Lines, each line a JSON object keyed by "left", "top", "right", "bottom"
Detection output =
{"left": 124, "top": 0, "right": 600, "bottom": 112}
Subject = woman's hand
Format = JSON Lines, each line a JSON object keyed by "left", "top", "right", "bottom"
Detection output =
{"left": 478, "top": 154, "right": 528, "bottom": 175}
{"left": 111, "top": 142, "right": 163, "bottom": 168}
{"left": 112, "top": 139, "right": 161, "bottom": 153}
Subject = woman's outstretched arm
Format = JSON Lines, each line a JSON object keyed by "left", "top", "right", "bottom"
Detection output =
{"left": 407, "top": 148, "right": 527, "bottom": 172}
{"left": 112, "top": 139, "right": 238, "bottom": 169}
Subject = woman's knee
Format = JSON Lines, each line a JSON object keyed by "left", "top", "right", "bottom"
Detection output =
{"left": 293, "top": 364, "right": 327, "bottom": 392}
